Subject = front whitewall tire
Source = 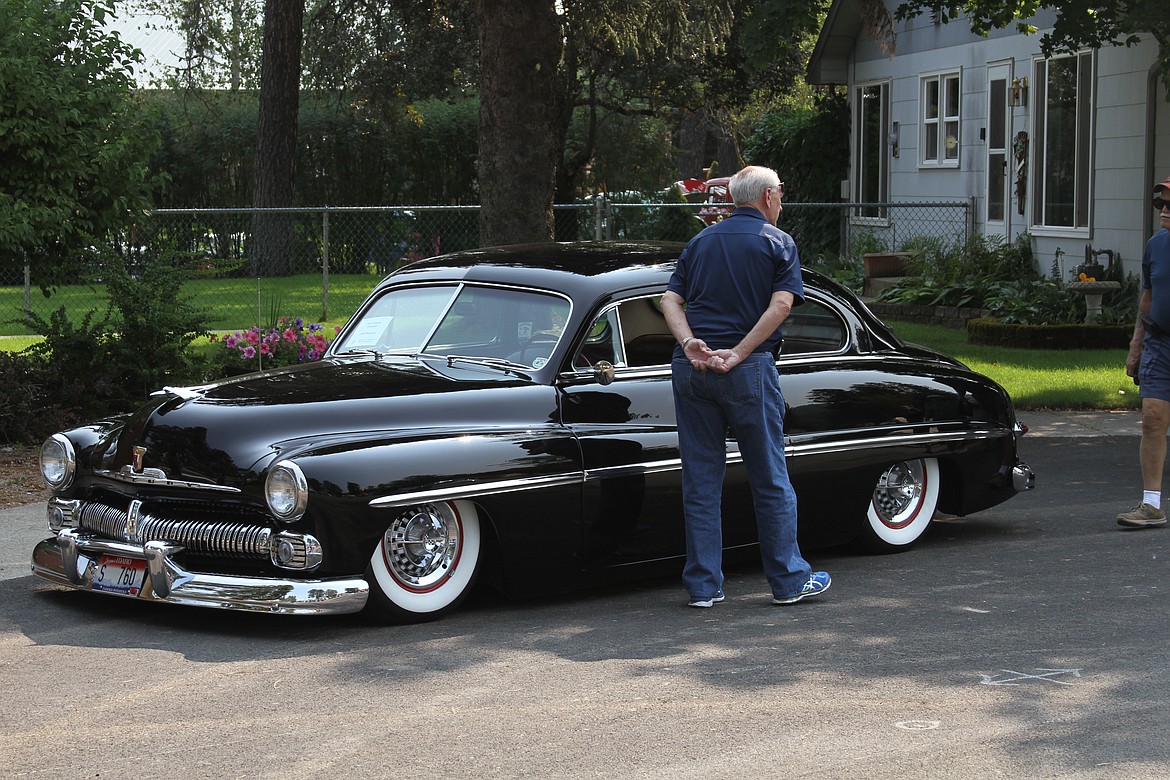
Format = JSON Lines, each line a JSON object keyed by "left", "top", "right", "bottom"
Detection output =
{"left": 366, "top": 500, "right": 482, "bottom": 622}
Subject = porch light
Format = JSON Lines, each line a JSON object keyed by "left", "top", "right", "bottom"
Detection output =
{"left": 1009, "top": 77, "right": 1028, "bottom": 108}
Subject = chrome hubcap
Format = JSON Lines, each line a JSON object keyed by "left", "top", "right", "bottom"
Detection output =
{"left": 873, "top": 461, "right": 925, "bottom": 528}
{"left": 384, "top": 504, "right": 461, "bottom": 589}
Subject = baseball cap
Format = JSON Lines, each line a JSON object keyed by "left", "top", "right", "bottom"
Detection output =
{"left": 1155, "top": 175, "right": 1170, "bottom": 196}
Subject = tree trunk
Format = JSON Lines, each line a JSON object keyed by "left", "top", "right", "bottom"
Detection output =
{"left": 250, "top": 0, "right": 304, "bottom": 277}
{"left": 475, "top": 0, "right": 561, "bottom": 246}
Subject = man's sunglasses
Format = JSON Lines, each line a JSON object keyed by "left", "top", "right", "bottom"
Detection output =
{"left": 1155, "top": 197, "right": 1170, "bottom": 211}
{"left": 772, "top": 182, "right": 785, "bottom": 197}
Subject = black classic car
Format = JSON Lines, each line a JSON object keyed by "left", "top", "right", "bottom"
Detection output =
{"left": 32, "top": 242, "right": 1034, "bottom": 621}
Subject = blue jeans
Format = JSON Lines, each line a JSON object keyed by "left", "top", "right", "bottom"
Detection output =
{"left": 672, "top": 353, "right": 811, "bottom": 599}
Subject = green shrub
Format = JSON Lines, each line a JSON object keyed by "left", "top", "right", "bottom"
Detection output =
{"left": 0, "top": 350, "right": 80, "bottom": 444}
{"left": 967, "top": 317, "right": 1131, "bottom": 350}
{"left": 12, "top": 249, "right": 212, "bottom": 428}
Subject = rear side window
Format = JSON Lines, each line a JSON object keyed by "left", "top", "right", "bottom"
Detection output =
{"left": 781, "top": 299, "right": 847, "bottom": 355}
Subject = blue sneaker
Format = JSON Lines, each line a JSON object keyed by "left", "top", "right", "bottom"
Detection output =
{"left": 773, "top": 572, "right": 831, "bottom": 605}
{"left": 688, "top": 593, "right": 726, "bottom": 608}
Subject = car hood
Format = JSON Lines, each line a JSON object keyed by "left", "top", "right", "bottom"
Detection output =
{"left": 110, "top": 357, "right": 552, "bottom": 486}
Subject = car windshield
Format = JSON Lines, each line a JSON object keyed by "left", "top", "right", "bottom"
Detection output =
{"left": 333, "top": 283, "right": 571, "bottom": 368}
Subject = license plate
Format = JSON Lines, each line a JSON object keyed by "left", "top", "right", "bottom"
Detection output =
{"left": 92, "top": 555, "right": 147, "bottom": 596}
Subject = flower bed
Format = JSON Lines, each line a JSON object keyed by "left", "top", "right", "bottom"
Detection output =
{"left": 212, "top": 317, "right": 341, "bottom": 372}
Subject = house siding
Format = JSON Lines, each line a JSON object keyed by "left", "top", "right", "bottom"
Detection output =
{"left": 830, "top": 3, "right": 1165, "bottom": 280}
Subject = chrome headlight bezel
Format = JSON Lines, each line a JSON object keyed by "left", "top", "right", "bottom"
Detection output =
{"left": 265, "top": 460, "right": 308, "bottom": 523}
{"left": 40, "top": 434, "right": 76, "bottom": 491}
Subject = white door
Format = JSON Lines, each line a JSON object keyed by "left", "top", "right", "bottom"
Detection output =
{"left": 985, "top": 63, "right": 1012, "bottom": 240}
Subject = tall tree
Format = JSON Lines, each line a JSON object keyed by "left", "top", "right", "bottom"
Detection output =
{"left": 475, "top": 0, "right": 561, "bottom": 245}
{"left": 0, "top": 0, "right": 159, "bottom": 284}
{"left": 249, "top": 0, "right": 303, "bottom": 276}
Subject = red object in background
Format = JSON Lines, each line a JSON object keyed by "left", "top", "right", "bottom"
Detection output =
{"left": 673, "top": 176, "right": 732, "bottom": 224}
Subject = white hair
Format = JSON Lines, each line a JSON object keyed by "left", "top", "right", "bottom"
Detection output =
{"left": 728, "top": 166, "right": 781, "bottom": 206}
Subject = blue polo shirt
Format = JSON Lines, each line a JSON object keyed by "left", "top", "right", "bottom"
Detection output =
{"left": 1144, "top": 228, "right": 1170, "bottom": 332}
{"left": 666, "top": 207, "right": 804, "bottom": 353}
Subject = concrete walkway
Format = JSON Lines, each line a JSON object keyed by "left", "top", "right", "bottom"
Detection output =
{"left": 1019, "top": 408, "right": 1141, "bottom": 437}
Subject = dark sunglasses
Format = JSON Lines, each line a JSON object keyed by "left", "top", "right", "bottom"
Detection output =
{"left": 1155, "top": 197, "right": 1170, "bottom": 211}
{"left": 772, "top": 182, "right": 785, "bottom": 197}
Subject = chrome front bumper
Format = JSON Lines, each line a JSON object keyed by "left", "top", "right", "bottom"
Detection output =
{"left": 31, "top": 529, "right": 369, "bottom": 615}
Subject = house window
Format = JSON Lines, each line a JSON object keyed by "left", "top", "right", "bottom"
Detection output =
{"left": 1032, "top": 52, "right": 1093, "bottom": 230}
{"left": 853, "top": 81, "right": 889, "bottom": 219}
{"left": 921, "top": 72, "right": 961, "bottom": 167}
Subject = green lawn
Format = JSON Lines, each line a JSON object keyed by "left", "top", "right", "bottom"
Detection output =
{"left": 890, "top": 321, "right": 1137, "bottom": 411}
{"left": 0, "top": 273, "right": 382, "bottom": 336}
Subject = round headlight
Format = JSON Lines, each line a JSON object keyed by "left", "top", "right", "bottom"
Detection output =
{"left": 40, "top": 434, "right": 76, "bottom": 491}
{"left": 265, "top": 460, "right": 308, "bottom": 523}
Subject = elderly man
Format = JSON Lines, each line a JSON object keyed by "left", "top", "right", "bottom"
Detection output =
{"left": 661, "top": 165, "right": 831, "bottom": 607}
{"left": 1119, "top": 174, "right": 1170, "bottom": 528}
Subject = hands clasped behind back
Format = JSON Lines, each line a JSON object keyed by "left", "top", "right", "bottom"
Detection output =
{"left": 683, "top": 338, "right": 741, "bottom": 373}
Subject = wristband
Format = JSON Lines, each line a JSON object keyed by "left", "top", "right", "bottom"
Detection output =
{"left": 680, "top": 336, "right": 694, "bottom": 349}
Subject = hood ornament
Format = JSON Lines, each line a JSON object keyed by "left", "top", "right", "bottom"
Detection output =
{"left": 118, "top": 446, "right": 167, "bottom": 481}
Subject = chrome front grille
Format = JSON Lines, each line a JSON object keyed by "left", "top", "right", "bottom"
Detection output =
{"left": 76, "top": 499, "right": 272, "bottom": 559}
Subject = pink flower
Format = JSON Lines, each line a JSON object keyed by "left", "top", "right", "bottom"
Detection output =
{"left": 221, "top": 316, "right": 336, "bottom": 368}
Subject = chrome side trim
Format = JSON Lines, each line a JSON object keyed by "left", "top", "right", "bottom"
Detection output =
{"left": 368, "top": 426, "right": 1008, "bottom": 506}
{"left": 370, "top": 472, "right": 582, "bottom": 509}
{"left": 32, "top": 531, "right": 368, "bottom": 616}
{"left": 93, "top": 469, "right": 242, "bottom": 493}
{"left": 788, "top": 426, "right": 1007, "bottom": 458}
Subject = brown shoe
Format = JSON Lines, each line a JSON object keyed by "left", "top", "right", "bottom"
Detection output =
{"left": 1117, "top": 503, "right": 1168, "bottom": 528}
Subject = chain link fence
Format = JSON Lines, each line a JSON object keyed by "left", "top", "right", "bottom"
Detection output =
{"left": 1, "top": 198, "right": 971, "bottom": 336}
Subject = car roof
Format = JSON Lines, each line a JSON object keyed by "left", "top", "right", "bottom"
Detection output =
{"left": 368, "top": 240, "right": 900, "bottom": 352}
{"left": 379, "top": 240, "right": 854, "bottom": 315}
{"left": 381, "top": 241, "right": 685, "bottom": 300}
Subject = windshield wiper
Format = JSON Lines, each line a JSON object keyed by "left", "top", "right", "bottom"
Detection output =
{"left": 414, "top": 353, "right": 533, "bottom": 380}
{"left": 335, "top": 347, "right": 386, "bottom": 359}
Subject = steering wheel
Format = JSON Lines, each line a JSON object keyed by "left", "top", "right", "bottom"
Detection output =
{"left": 507, "top": 335, "right": 559, "bottom": 368}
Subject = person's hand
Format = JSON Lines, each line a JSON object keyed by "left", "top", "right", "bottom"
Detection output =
{"left": 683, "top": 337, "right": 716, "bottom": 371}
{"left": 705, "top": 348, "right": 741, "bottom": 373}
{"left": 1126, "top": 346, "right": 1142, "bottom": 385}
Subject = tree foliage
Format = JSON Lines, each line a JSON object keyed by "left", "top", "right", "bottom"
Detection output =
{"left": 131, "top": 0, "right": 264, "bottom": 89}
{"left": 893, "top": 0, "right": 1170, "bottom": 96}
{"left": 0, "top": 0, "right": 160, "bottom": 283}
{"left": 148, "top": 92, "right": 478, "bottom": 206}
{"left": 131, "top": 0, "right": 830, "bottom": 244}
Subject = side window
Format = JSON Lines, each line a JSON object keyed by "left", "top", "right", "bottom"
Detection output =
{"left": 618, "top": 297, "right": 676, "bottom": 367}
{"left": 577, "top": 308, "right": 623, "bottom": 367}
{"left": 780, "top": 299, "right": 847, "bottom": 355}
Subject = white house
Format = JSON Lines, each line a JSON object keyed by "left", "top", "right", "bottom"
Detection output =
{"left": 808, "top": 0, "right": 1170, "bottom": 280}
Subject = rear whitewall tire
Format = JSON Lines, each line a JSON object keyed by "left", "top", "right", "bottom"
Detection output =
{"left": 861, "top": 458, "right": 940, "bottom": 552}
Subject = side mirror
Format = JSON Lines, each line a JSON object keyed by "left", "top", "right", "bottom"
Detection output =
{"left": 593, "top": 361, "right": 615, "bottom": 386}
